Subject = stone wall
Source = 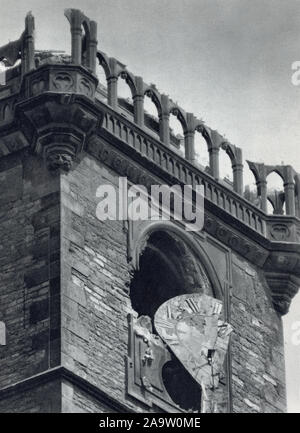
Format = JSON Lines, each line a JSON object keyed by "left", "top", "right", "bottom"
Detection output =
{"left": 0, "top": 150, "right": 61, "bottom": 410}
{"left": 231, "top": 255, "right": 286, "bottom": 413}
{"left": 62, "top": 380, "right": 117, "bottom": 413}
{"left": 0, "top": 148, "right": 287, "bottom": 413}
{"left": 0, "top": 379, "right": 61, "bottom": 413}
{"left": 59, "top": 151, "right": 287, "bottom": 413}
{"left": 60, "top": 154, "right": 146, "bottom": 412}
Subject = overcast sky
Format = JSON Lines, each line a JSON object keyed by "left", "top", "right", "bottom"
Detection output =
{"left": 1, "top": 0, "right": 300, "bottom": 413}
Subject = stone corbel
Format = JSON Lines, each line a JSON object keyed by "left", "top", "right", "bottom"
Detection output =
{"left": 35, "top": 132, "right": 84, "bottom": 172}
{"left": 16, "top": 92, "right": 101, "bottom": 172}
{"left": 265, "top": 272, "right": 300, "bottom": 315}
{"left": 264, "top": 250, "right": 300, "bottom": 314}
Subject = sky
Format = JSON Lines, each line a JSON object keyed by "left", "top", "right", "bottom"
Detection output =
{"left": 0, "top": 0, "right": 300, "bottom": 412}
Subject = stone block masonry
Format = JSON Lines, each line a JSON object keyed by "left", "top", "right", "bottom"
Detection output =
{"left": 0, "top": 152, "right": 61, "bottom": 393}
{"left": 230, "top": 256, "right": 286, "bottom": 412}
{"left": 0, "top": 150, "right": 290, "bottom": 413}
{"left": 60, "top": 155, "right": 144, "bottom": 412}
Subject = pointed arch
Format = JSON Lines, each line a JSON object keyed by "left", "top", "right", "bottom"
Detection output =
{"left": 169, "top": 107, "right": 187, "bottom": 155}
{"left": 194, "top": 127, "right": 210, "bottom": 169}
{"left": 116, "top": 71, "right": 136, "bottom": 118}
{"left": 169, "top": 106, "right": 188, "bottom": 134}
{"left": 267, "top": 170, "right": 285, "bottom": 190}
{"left": 144, "top": 89, "right": 160, "bottom": 140}
{"left": 131, "top": 221, "right": 223, "bottom": 300}
{"left": 266, "top": 168, "right": 286, "bottom": 184}
{"left": 144, "top": 88, "right": 162, "bottom": 117}
{"left": 244, "top": 162, "right": 258, "bottom": 204}
{"left": 118, "top": 70, "right": 137, "bottom": 98}
{"left": 266, "top": 171, "right": 286, "bottom": 215}
{"left": 201, "top": 125, "right": 213, "bottom": 150}
{"left": 81, "top": 20, "right": 91, "bottom": 67}
{"left": 96, "top": 52, "right": 111, "bottom": 79}
{"left": 95, "top": 57, "right": 108, "bottom": 103}
{"left": 219, "top": 148, "right": 233, "bottom": 184}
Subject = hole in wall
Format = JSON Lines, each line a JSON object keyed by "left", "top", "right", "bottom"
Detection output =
{"left": 162, "top": 358, "right": 202, "bottom": 412}
{"left": 129, "top": 229, "right": 213, "bottom": 411}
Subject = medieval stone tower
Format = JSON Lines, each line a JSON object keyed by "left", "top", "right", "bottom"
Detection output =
{"left": 0, "top": 9, "right": 299, "bottom": 413}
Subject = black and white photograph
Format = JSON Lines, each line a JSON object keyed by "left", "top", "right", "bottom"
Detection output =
{"left": 0, "top": 0, "right": 300, "bottom": 420}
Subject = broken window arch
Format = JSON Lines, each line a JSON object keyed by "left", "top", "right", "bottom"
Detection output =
{"left": 129, "top": 229, "right": 210, "bottom": 412}
{"left": 130, "top": 230, "right": 213, "bottom": 321}
{"left": 127, "top": 226, "right": 231, "bottom": 413}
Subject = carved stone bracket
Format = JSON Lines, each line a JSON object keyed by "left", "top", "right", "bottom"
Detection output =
{"left": 267, "top": 217, "right": 300, "bottom": 243}
{"left": 264, "top": 251, "right": 300, "bottom": 278}
{"left": 265, "top": 272, "right": 300, "bottom": 315}
{"left": 16, "top": 92, "right": 101, "bottom": 172}
{"left": 36, "top": 132, "right": 84, "bottom": 172}
{"left": 263, "top": 251, "right": 300, "bottom": 314}
{"left": 0, "top": 62, "right": 101, "bottom": 171}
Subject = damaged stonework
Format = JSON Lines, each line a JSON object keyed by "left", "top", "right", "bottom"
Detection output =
{"left": 127, "top": 294, "right": 232, "bottom": 413}
{"left": 126, "top": 314, "right": 177, "bottom": 412}
{"left": 0, "top": 12, "right": 34, "bottom": 76}
{"left": 155, "top": 294, "right": 232, "bottom": 413}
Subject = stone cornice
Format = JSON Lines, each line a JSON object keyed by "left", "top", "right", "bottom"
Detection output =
{"left": 15, "top": 92, "right": 101, "bottom": 171}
